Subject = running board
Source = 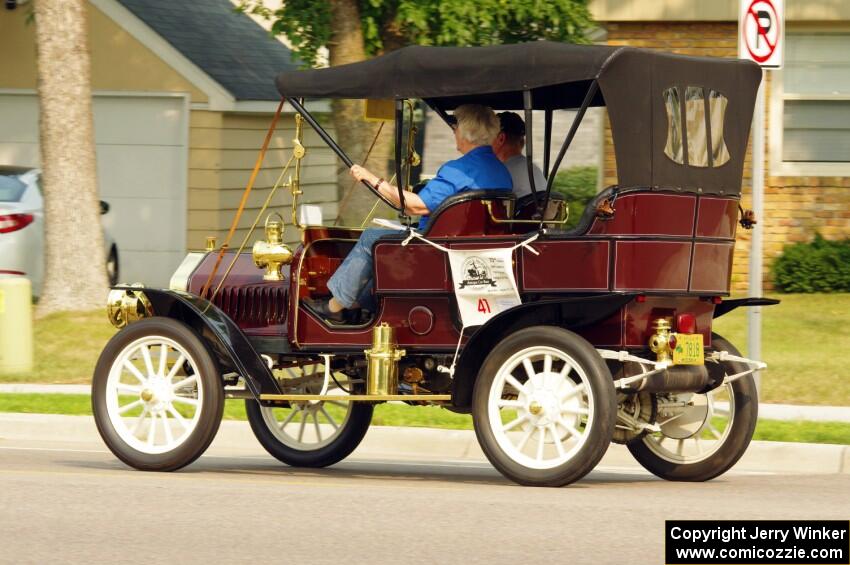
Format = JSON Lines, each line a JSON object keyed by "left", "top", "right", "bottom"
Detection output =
{"left": 260, "top": 394, "right": 452, "bottom": 402}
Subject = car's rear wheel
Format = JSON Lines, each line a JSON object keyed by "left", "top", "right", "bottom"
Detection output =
{"left": 92, "top": 317, "right": 224, "bottom": 471}
{"left": 627, "top": 334, "right": 758, "bottom": 481}
{"left": 472, "top": 326, "right": 616, "bottom": 487}
{"left": 246, "top": 364, "right": 372, "bottom": 468}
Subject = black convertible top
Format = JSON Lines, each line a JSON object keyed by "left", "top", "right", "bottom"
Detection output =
{"left": 276, "top": 42, "right": 620, "bottom": 101}
{"left": 276, "top": 42, "right": 762, "bottom": 196}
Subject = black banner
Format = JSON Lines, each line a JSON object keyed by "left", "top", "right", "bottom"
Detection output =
{"left": 666, "top": 520, "right": 849, "bottom": 564}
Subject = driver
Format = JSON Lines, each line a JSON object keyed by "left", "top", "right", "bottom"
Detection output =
{"left": 308, "top": 104, "right": 512, "bottom": 323}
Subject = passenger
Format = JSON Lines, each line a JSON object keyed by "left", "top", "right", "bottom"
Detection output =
{"left": 307, "top": 104, "right": 512, "bottom": 323}
{"left": 492, "top": 111, "right": 547, "bottom": 199}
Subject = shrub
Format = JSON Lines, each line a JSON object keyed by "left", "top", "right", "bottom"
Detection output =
{"left": 550, "top": 166, "right": 598, "bottom": 229}
{"left": 772, "top": 234, "right": 850, "bottom": 293}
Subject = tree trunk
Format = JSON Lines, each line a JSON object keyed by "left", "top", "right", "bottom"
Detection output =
{"left": 33, "top": 0, "right": 108, "bottom": 316}
{"left": 328, "top": 0, "right": 395, "bottom": 225}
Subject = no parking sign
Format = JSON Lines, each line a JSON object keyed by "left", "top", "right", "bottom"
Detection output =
{"left": 738, "top": 0, "right": 783, "bottom": 384}
{"left": 738, "top": 0, "right": 784, "bottom": 69}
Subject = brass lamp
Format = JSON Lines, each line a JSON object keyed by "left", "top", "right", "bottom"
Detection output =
{"left": 648, "top": 318, "right": 673, "bottom": 362}
{"left": 252, "top": 214, "right": 293, "bottom": 281}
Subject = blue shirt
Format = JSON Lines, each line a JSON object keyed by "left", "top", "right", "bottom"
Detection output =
{"left": 417, "top": 145, "right": 512, "bottom": 230}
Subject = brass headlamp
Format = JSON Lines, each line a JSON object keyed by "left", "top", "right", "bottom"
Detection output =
{"left": 106, "top": 285, "right": 153, "bottom": 328}
{"left": 252, "top": 213, "right": 293, "bottom": 281}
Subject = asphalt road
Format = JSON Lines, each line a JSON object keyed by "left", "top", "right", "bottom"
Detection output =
{"left": 0, "top": 437, "right": 848, "bottom": 565}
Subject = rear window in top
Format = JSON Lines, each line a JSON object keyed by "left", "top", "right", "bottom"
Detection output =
{"left": 0, "top": 175, "right": 27, "bottom": 202}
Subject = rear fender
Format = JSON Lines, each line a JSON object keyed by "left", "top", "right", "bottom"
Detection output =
{"left": 713, "top": 297, "right": 780, "bottom": 318}
{"left": 118, "top": 287, "right": 281, "bottom": 397}
{"left": 450, "top": 294, "right": 636, "bottom": 409}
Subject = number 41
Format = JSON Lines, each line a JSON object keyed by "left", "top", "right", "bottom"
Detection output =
{"left": 477, "top": 298, "right": 491, "bottom": 314}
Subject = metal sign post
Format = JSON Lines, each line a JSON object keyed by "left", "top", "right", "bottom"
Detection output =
{"left": 739, "top": 0, "right": 784, "bottom": 394}
{"left": 748, "top": 84, "right": 765, "bottom": 388}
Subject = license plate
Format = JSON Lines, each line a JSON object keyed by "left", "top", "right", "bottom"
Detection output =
{"left": 672, "top": 333, "right": 704, "bottom": 365}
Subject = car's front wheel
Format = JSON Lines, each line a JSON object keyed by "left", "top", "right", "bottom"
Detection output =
{"left": 92, "top": 317, "right": 224, "bottom": 471}
{"left": 472, "top": 326, "right": 616, "bottom": 487}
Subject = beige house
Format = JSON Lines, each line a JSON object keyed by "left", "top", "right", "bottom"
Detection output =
{"left": 590, "top": 0, "right": 850, "bottom": 289}
{"left": 0, "top": 0, "right": 337, "bottom": 287}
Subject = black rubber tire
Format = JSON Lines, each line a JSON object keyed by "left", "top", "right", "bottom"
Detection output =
{"left": 106, "top": 246, "right": 119, "bottom": 286}
{"left": 245, "top": 400, "right": 373, "bottom": 468}
{"left": 92, "top": 317, "right": 224, "bottom": 471}
{"left": 627, "top": 333, "right": 758, "bottom": 481}
{"left": 472, "top": 326, "right": 617, "bottom": 487}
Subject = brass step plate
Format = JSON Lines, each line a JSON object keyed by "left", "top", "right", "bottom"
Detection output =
{"left": 259, "top": 393, "right": 452, "bottom": 402}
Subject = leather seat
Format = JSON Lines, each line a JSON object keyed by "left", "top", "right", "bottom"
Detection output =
{"left": 421, "top": 189, "right": 514, "bottom": 234}
{"left": 546, "top": 186, "right": 617, "bottom": 237}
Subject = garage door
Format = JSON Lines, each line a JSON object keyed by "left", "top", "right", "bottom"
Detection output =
{"left": 0, "top": 92, "right": 187, "bottom": 288}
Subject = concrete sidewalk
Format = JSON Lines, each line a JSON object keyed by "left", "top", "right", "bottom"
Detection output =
{"left": 2, "top": 383, "right": 849, "bottom": 423}
{"left": 0, "top": 412, "right": 848, "bottom": 475}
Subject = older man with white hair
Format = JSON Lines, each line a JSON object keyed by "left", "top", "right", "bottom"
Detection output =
{"left": 308, "top": 104, "right": 512, "bottom": 323}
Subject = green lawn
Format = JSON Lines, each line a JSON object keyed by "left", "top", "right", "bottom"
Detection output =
{"left": 1, "top": 393, "right": 848, "bottom": 445}
{"left": 712, "top": 293, "right": 850, "bottom": 405}
{"left": 0, "top": 311, "right": 116, "bottom": 384}
{"left": 1, "top": 293, "right": 848, "bottom": 406}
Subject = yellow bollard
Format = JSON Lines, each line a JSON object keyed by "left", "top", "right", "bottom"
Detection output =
{"left": 0, "top": 278, "right": 33, "bottom": 374}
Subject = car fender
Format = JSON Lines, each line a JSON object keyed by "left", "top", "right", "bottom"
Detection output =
{"left": 712, "top": 296, "right": 780, "bottom": 318}
{"left": 450, "top": 293, "right": 636, "bottom": 409}
{"left": 117, "top": 287, "right": 281, "bottom": 397}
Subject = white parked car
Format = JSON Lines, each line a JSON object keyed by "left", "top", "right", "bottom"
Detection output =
{"left": 0, "top": 166, "right": 119, "bottom": 295}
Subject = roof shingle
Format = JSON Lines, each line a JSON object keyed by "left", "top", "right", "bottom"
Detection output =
{"left": 117, "top": 0, "right": 296, "bottom": 101}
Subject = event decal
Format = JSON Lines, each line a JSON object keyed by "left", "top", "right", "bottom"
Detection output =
{"left": 374, "top": 218, "right": 540, "bottom": 374}
{"left": 446, "top": 247, "right": 521, "bottom": 327}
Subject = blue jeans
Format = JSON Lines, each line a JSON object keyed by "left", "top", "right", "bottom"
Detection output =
{"left": 326, "top": 228, "right": 395, "bottom": 311}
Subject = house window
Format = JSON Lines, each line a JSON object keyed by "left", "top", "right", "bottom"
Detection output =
{"left": 773, "top": 33, "right": 850, "bottom": 175}
{"left": 663, "top": 86, "right": 730, "bottom": 168}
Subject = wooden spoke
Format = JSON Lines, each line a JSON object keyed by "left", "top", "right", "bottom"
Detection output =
{"left": 505, "top": 374, "right": 528, "bottom": 396}
{"left": 522, "top": 358, "right": 536, "bottom": 382}
{"left": 123, "top": 360, "right": 147, "bottom": 385}
{"left": 157, "top": 343, "right": 169, "bottom": 377}
{"left": 549, "top": 424, "right": 566, "bottom": 458}
{"left": 502, "top": 413, "right": 529, "bottom": 432}
{"left": 118, "top": 399, "right": 144, "bottom": 415}
{"left": 516, "top": 426, "right": 535, "bottom": 452}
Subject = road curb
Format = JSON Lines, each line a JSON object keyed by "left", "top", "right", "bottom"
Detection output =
{"left": 0, "top": 412, "right": 847, "bottom": 475}
{"left": 3, "top": 386, "right": 850, "bottom": 422}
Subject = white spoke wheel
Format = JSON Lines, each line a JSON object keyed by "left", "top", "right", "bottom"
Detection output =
{"left": 92, "top": 318, "right": 224, "bottom": 471}
{"left": 246, "top": 367, "right": 372, "bottom": 468}
{"left": 627, "top": 334, "right": 758, "bottom": 481}
{"left": 472, "top": 326, "right": 616, "bottom": 487}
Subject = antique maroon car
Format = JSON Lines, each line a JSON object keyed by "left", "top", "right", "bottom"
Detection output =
{"left": 92, "top": 42, "right": 776, "bottom": 487}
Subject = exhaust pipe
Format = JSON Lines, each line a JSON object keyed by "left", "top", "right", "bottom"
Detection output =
{"left": 626, "top": 364, "right": 710, "bottom": 393}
